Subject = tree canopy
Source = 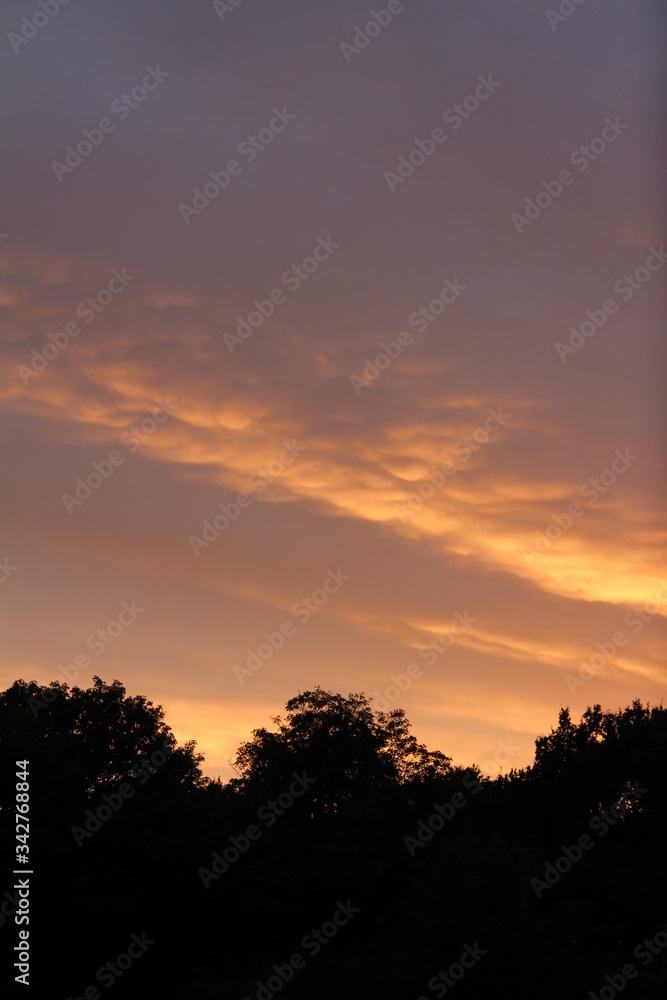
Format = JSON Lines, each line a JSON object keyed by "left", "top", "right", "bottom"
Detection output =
{"left": 0, "top": 679, "right": 664, "bottom": 999}
{"left": 231, "top": 687, "right": 453, "bottom": 809}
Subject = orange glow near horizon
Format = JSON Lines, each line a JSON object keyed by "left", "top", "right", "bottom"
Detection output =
{"left": 1, "top": 7, "right": 665, "bottom": 780}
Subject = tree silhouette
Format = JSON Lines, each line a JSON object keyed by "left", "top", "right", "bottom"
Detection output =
{"left": 0, "top": 676, "right": 205, "bottom": 797}
{"left": 0, "top": 680, "right": 664, "bottom": 999}
{"left": 231, "top": 686, "right": 452, "bottom": 813}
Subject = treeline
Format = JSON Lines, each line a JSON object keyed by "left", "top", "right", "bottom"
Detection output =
{"left": 0, "top": 679, "right": 665, "bottom": 999}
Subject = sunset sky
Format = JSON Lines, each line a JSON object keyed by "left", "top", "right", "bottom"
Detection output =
{"left": 1, "top": 0, "right": 665, "bottom": 780}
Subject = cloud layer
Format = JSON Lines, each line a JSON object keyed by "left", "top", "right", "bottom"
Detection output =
{"left": 1, "top": 0, "right": 665, "bottom": 777}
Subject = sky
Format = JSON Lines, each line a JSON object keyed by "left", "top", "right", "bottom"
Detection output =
{"left": 1, "top": 0, "right": 665, "bottom": 780}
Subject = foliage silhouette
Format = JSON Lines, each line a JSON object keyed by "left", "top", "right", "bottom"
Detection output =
{"left": 0, "top": 679, "right": 664, "bottom": 999}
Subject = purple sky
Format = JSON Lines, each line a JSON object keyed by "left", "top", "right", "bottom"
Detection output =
{"left": 1, "top": 0, "right": 665, "bottom": 778}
